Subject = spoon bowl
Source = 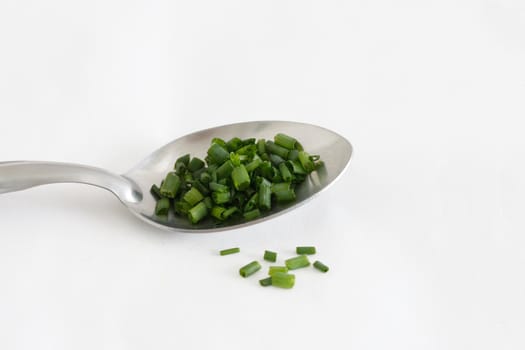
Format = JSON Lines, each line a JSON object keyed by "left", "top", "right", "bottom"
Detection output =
{"left": 0, "top": 121, "right": 352, "bottom": 232}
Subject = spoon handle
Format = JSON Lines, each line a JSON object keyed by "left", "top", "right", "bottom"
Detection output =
{"left": 0, "top": 161, "right": 142, "bottom": 204}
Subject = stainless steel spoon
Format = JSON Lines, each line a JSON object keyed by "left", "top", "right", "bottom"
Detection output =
{"left": 0, "top": 121, "right": 352, "bottom": 232}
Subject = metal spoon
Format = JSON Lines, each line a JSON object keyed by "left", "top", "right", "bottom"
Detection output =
{"left": 0, "top": 121, "right": 352, "bottom": 232}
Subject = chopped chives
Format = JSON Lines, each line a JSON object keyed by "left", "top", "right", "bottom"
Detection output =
{"left": 239, "top": 261, "right": 261, "bottom": 277}
{"left": 285, "top": 255, "right": 310, "bottom": 270}
{"left": 154, "top": 197, "right": 170, "bottom": 216}
{"left": 151, "top": 133, "right": 322, "bottom": 225}
{"left": 296, "top": 246, "right": 316, "bottom": 255}
{"left": 220, "top": 247, "right": 240, "bottom": 256}
{"left": 263, "top": 250, "right": 277, "bottom": 262}
{"left": 159, "top": 172, "right": 181, "bottom": 198}
{"left": 259, "top": 277, "right": 272, "bottom": 287}
{"left": 268, "top": 266, "right": 288, "bottom": 275}
{"left": 188, "top": 202, "right": 208, "bottom": 224}
{"left": 271, "top": 272, "right": 295, "bottom": 289}
{"left": 313, "top": 260, "right": 329, "bottom": 272}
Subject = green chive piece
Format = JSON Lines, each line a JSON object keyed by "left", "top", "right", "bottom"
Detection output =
{"left": 258, "top": 178, "right": 272, "bottom": 211}
{"left": 221, "top": 206, "right": 238, "bottom": 219}
{"left": 245, "top": 156, "right": 262, "bottom": 172}
{"left": 159, "top": 172, "right": 181, "bottom": 198}
{"left": 174, "top": 154, "right": 190, "bottom": 173}
{"left": 239, "top": 261, "right": 261, "bottom": 277}
{"left": 243, "top": 209, "right": 261, "bottom": 221}
{"left": 220, "top": 247, "right": 240, "bottom": 256}
{"left": 274, "top": 188, "right": 296, "bottom": 202}
{"left": 231, "top": 164, "right": 250, "bottom": 191}
{"left": 263, "top": 250, "right": 277, "bottom": 262}
{"left": 154, "top": 197, "right": 170, "bottom": 216}
{"left": 207, "top": 143, "right": 230, "bottom": 164}
{"left": 288, "top": 149, "right": 299, "bottom": 161}
{"left": 274, "top": 133, "right": 298, "bottom": 150}
{"left": 313, "top": 260, "right": 329, "bottom": 272}
{"left": 174, "top": 200, "right": 192, "bottom": 214}
{"left": 298, "top": 151, "right": 315, "bottom": 173}
{"left": 209, "top": 182, "right": 229, "bottom": 192}
{"left": 268, "top": 266, "right": 288, "bottom": 275}
{"left": 212, "top": 191, "right": 231, "bottom": 204}
{"left": 150, "top": 184, "right": 162, "bottom": 200}
{"left": 187, "top": 157, "right": 205, "bottom": 172}
{"left": 271, "top": 272, "right": 295, "bottom": 289}
{"left": 285, "top": 255, "right": 311, "bottom": 270}
{"left": 257, "top": 139, "right": 266, "bottom": 154}
{"left": 216, "top": 160, "right": 235, "bottom": 179}
{"left": 259, "top": 277, "right": 272, "bottom": 287}
{"left": 183, "top": 187, "right": 204, "bottom": 206}
{"left": 278, "top": 162, "right": 293, "bottom": 182}
{"left": 296, "top": 246, "right": 316, "bottom": 255}
{"left": 266, "top": 141, "right": 290, "bottom": 159}
{"left": 226, "top": 137, "right": 243, "bottom": 152}
{"left": 188, "top": 202, "right": 208, "bottom": 224}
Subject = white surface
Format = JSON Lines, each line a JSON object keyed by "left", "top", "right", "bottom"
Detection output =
{"left": 1, "top": 1, "right": 524, "bottom": 349}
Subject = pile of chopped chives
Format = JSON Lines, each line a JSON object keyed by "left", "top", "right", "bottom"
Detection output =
{"left": 219, "top": 245, "right": 329, "bottom": 289}
{"left": 151, "top": 133, "right": 323, "bottom": 224}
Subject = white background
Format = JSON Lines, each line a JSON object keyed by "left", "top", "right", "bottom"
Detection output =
{"left": 1, "top": 1, "right": 524, "bottom": 349}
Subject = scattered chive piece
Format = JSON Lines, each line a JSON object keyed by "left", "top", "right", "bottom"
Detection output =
{"left": 268, "top": 266, "right": 288, "bottom": 275}
{"left": 154, "top": 197, "right": 170, "bottom": 216}
{"left": 239, "top": 261, "right": 262, "bottom": 278}
{"left": 313, "top": 260, "right": 329, "bottom": 272}
{"left": 259, "top": 277, "right": 272, "bottom": 287}
{"left": 263, "top": 250, "right": 277, "bottom": 262}
{"left": 271, "top": 272, "right": 295, "bottom": 289}
{"left": 296, "top": 246, "right": 316, "bottom": 255}
{"left": 285, "top": 255, "right": 311, "bottom": 270}
{"left": 219, "top": 247, "right": 240, "bottom": 256}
